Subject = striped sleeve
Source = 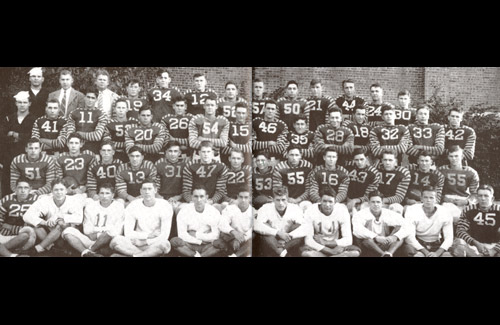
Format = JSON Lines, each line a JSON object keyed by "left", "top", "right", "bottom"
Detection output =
{"left": 212, "top": 118, "right": 229, "bottom": 148}
{"left": 362, "top": 167, "right": 381, "bottom": 203}
{"left": 31, "top": 118, "right": 41, "bottom": 139}
{"left": 142, "top": 124, "right": 167, "bottom": 154}
{"left": 52, "top": 119, "right": 72, "bottom": 149}
{"left": 297, "top": 162, "right": 312, "bottom": 202}
{"left": 102, "top": 122, "right": 112, "bottom": 143}
{"left": 188, "top": 116, "right": 202, "bottom": 149}
{"left": 385, "top": 167, "right": 411, "bottom": 204}
{"left": 313, "top": 127, "right": 328, "bottom": 153}
{"left": 79, "top": 111, "right": 108, "bottom": 142}
{"left": 115, "top": 164, "right": 129, "bottom": 200}
{"left": 307, "top": 168, "right": 320, "bottom": 203}
{"left": 86, "top": 161, "right": 98, "bottom": 195}
{"left": 271, "top": 123, "right": 289, "bottom": 155}
{"left": 35, "top": 156, "right": 56, "bottom": 195}
{"left": 212, "top": 164, "right": 228, "bottom": 203}
{"left": 336, "top": 167, "right": 350, "bottom": 203}
{"left": 456, "top": 206, "right": 475, "bottom": 245}
{"left": 468, "top": 167, "right": 480, "bottom": 195}
{"left": 369, "top": 127, "right": 382, "bottom": 157}
{"left": 0, "top": 196, "right": 8, "bottom": 230}
{"left": 335, "top": 128, "right": 354, "bottom": 155}
{"left": 394, "top": 127, "right": 411, "bottom": 155}
{"left": 433, "top": 169, "right": 445, "bottom": 203}
{"left": 124, "top": 127, "right": 135, "bottom": 153}
{"left": 424, "top": 124, "right": 445, "bottom": 156}
{"left": 182, "top": 161, "right": 194, "bottom": 202}
{"left": 463, "top": 126, "right": 476, "bottom": 161}
{"left": 146, "top": 161, "right": 158, "bottom": 183}
{"left": 9, "top": 155, "right": 22, "bottom": 192}
{"left": 272, "top": 163, "right": 285, "bottom": 191}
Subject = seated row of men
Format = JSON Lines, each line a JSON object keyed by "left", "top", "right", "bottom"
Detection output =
{"left": 0, "top": 178, "right": 252, "bottom": 257}
{"left": 253, "top": 185, "right": 500, "bottom": 257}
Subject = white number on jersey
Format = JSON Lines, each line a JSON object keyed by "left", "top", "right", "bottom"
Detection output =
{"left": 283, "top": 103, "right": 301, "bottom": 115}
{"left": 164, "top": 165, "right": 183, "bottom": 178}
{"left": 41, "top": 120, "right": 58, "bottom": 133}
{"left": 232, "top": 125, "right": 250, "bottom": 137}
{"left": 8, "top": 204, "right": 31, "bottom": 217}
{"left": 195, "top": 165, "right": 217, "bottom": 178}
{"left": 413, "top": 127, "right": 432, "bottom": 139}
{"left": 321, "top": 172, "right": 338, "bottom": 186}
{"left": 153, "top": 90, "right": 171, "bottom": 102}
{"left": 326, "top": 129, "right": 345, "bottom": 142}
{"left": 64, "top": 158, "right": 85, "bottom": 171}
{"left": 287, "top": 171, "right": 304, "bottom": 185}
{"left": 473, "top": 212, "right": 496, "bottom": 226}
{"left": 258, "top": 122, "right": 277, "bottom": 134}
{"left": 96, "top": 165, "right": 117, "bottom": 178}
{"left": 202, "top": 122, "right": 219, "bottom": 135}
{"left": 381, "top": 128, "right": 399, "bottom": 140}
{"left": 134, "top": 129, "right": 154, "bottom": 141}
{"left": 24, "top": 167, "right": 42, "bottom": 180}
{"left": 255, "top": 177, "right": 272, "bottom": 191}
{"left": 446, "top": 173, "right": 466, "bottom": 186}
{"left": 352, "top": 125, "right": 370, "bottom": 138}
{"left": 227, "top": 171, "right": 245, "bottom": 184}
{"left": 445, "top": 129, "right": 465, "bottom": 140}
{"left": 170, "top": 118, "right": 189, "bottom": 130}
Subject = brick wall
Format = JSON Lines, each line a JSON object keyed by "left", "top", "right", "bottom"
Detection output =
{"left": 254, "top": 67, "right": 500, "bottom": 109}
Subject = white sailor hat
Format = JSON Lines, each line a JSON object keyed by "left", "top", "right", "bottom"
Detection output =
{"left": 28, "top": 67, "right": 43, "bottom": 76}
{"left": 13, "top": 91, "right": 30, "bottom": 101}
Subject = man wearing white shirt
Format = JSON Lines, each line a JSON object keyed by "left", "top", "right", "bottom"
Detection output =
{"left": 170, "top": 185, "right": 224, "bottom": 257}
{"left": 95, "top": 69, "right": 119, "bottom": 118}
{"left": 403, "top": 186, "right": 453, "bottom": 257}
{"left": 48, "top": 70, "right": 85, "bottom": 119}
{"left": 109, "top": 180, "right": 173, "bottom": 257}
{"left": 352, "top": 190, "right": 411, "bottom": 257}
{"left": 253, "top": 186, "right": 308, "bottom": 257}
{"left": 218, "top": 188, "right": 252, "bottom": 257}
{"left": 301, "top": 188, "right": 361, "bottom": 257}
{"left": 23, "top": 178, "right": 85, "bottom": 256}
{"left": 62, "top": 183, "right": 125, "bottom": 257}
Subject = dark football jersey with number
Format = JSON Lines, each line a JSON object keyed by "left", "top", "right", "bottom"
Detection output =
{"left": 155, "top": 158, "right": 186, "bottom": 198}
{"left": 216, "top": 97, "right": 249, "bottom": 123}
{"left": 252, "top": 118, "right": 288, "bottom": 160}
{"left": 458, "top": 204, "right": 500, "bottom": 244}
{"left": 115, "top": 160, "right": 157, "bottom": 197}
{"left": 251, "top": 96, "right": 269, "bottom": 120}
{"left": 394, "top": 107, "right": 416, "bottom": 126}
{"left": 253, "top": 166, "right": 274, "bottom": 198}
{"left": 147, "top": 87, "right": 183, "bottom": 121}
{"left": 184, "top": 88, "right": 218, "bottom": 116}
{"left": 103, "top": 118, "right": 139, "bottom": 152}
{"left": 161, "top": 114, "right": 193, "bottom": 147}
{"left": 406, "top": 165, "right": 445, "bottom": 202}
{"left": 343, "top": 120, "right": 372, "bottom": 148}
{"left": 124, "top": 97, "right": 148, "bottom": 120}
{"left": 10, "top": 153, "right": 56, "bottom": 194}
{"left": 345, "top": 165, "right": 380, "bottom": 200}
{"left": 438, "top": 165, "right": 479, "bottom": 198}
{"left": 32, "top": 115, "right": 72, "bottom": 144}
{"left": 335, "top": 95, "right": 365, "bottom": 115}
{"left": 0, "top": 193, "right": 38, "bottom": 235}
{"left": 87, "top": 159, "right": 123, "bottom": 193}
{"left": 221, "top": 122, "right": 252, "bottom": 166}
{"left": 443, "top": 125, "right": 476, "bottom": 161}
{"left": 377, "top": 165, "right": 411, "bottom": 203}
{"left": 306, "top": 96, "right": 335, "bottom": 132}
{"left": 226, "top": 165, "right": 252, "bottom": 199}
{"left": 55, "top": 151, "right": 96, "bottom": 185}
{"left": 183, "top": 161, "right": 227, "bottom": 198}
{"left": 69, "top": 108, "right": 107, "bottom": 153}
{"left": 286, "top": 130, "right": 315, "bottom": 161}
{"left": 366, "top": 101, "right": 394, "bottom": 126}
{"left": 273, "top": 161, "right": 313, "bottom": 199}
{"left": 308, "top": 165, "right": 350, "bottom": 203}
{"left": 277, "top": 97, "right": 308, "bottom": 130}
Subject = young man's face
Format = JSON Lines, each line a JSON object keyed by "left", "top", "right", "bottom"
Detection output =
{"left": 264, "top": 103, "right": 277, "bottom": 120}
{"left": 30, "top": 72, "right": 44, "bottom": 87}
{"left": 370, "top": 86, "right": 383, "bottom": 102}
{"left": 255, "top": 155, "right": 269, "bottom": 170}
{"left": 319, "top": 194, "right": 335, "bottom": 216}
{"left": 166, "top": 145, "right": 181, "bottom": 162}
{"left": 46, "top": 103, "right": 60, "bottom": 119}
{"left": 477, "top": 189, "right": 494, "bottom": 209}
{"left": 98, "top": 188, "right": 114, "bottom": 205}
{"left": 16, "top": 99, "right": 31, "bottom": 113}
{"left": 26, "top": 142, "right": 41, "bottom": 160}
{"left": 353, "top": 154, "right": 367, "bottom": 169}
{"left": 192, "top": 189, "right": 208, "bottom": 210}
{"left": 448, "top": 111, "right": 463, "bottom": 128}
{"left": 52, "top": 183, "right": 68, "bottom": 201}
{"left": 286, "top": 84, "right": 298, "bottom": 98}
{"left": 421, "top": 190, "right": 436, "bottom": 209}
{"left": 157, "top": 72, "right": 171, "bottom": 89}
{"left": 230, "top": 152, "right": 244, "bottom": 169}
{"left": 448, "top": 150, "right": 463, "bottom": 167}
{"left": 417, "top": 155, "right": 432, "bottom": 172}
{"left": 200, "top": 146, "right": 214, "bottom": 163}
{"left": 138, "top": 109, "right": 153, "bottom": 126}
{"left": 128, "top": 151, "right": 144, "bottom": 168}
{"left": 398, "top": 95, "right": 411, "bottom": 109}
{"left": 237, "top": 191, "right": 251, "bottom": 211}
{"left": 67, "top": 138, "right": 83, "bottom": 154}
{"left": 369, "top": 196, "right": 383, "bottom": 214}
{"left": 140, "top": 183, "right": 157, "bottom": 200}
{"left": 115, "top": 102, "right": 128, "bottom": 119}
{"left": 353, "top": 108, "right": 366, "bottom": 124}
{"left": 194, "top": 76, "right": 207, "bottom": 91}
{"left": 100, "top": 144, "right": 115, "bottom": 162}
{"left": 329, "top": 112, "right": 342, "bottom": 128}
{"left": 416, "top": 108, "right": 429, "bottom": 124}
{"left": 16, "top": 182, "right": 31, "bottom": 200}
{"left": 293, "top": 119, "right": 307, "bottom": 134}
{"left": 235, "top": 107, "right": 247, "bottom": 123}
{"left": 84, "top": 92, "right": 97, "bottom": 109}
{"left": 173, "top": 101, "right": 187, "bottom": 116}
{"left": 310, "top": 83, "right": 322, "bottom": 98}
{"left": 203, "top": 99, "right": 217, "bottom": 116}
{"left": 324, "top": 151, "right": 338, "bottom": 168}
{"left": 273, "top": 194, "right": 288, "bottom": 212}
{"left": 287, "top": 149, "right": 301, "bottom": 166}
{"left": 382, "top": 154, "right": 397, "bottom": 171}
{"left": 253, "top": 82, "right": 264, "bottom": 98}
{"left": 382, "top": 109, "right": 395, "bottom": 125}
{"left": 225, "top": 84, "right": 238, "bottom": 99}
{"left": 343, "top": 82, "right": 355, "bottom": 98}
{"left": 96, "top": 75, "right": 109, "bottom": 90}
{"left": 127, "top": 83, "right": 141, "bottom": 97}
{"left": 60, "top": 74, "right": 73, "bottom": 90}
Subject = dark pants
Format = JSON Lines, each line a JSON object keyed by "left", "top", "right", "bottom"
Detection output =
{"left": 254, "top": 233, "right": 304, "bottom": 257}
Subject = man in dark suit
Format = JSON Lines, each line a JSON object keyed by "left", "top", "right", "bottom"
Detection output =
{"left": 27, "top": 67, "right": 50, "bottom": 118}
{"left": 48, "top": 70, "right": 85, "bottom": 119}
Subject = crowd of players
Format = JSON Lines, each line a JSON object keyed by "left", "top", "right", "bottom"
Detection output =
{"left": 0, "top": 67, "right": 498, "bottom": 257}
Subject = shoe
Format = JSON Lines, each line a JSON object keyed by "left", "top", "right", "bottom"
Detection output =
{"left": 82, "top": 251, "right": 104, "bottom": 257}
{"left": 381, "top": 252, "right": 393, "bottom": 257}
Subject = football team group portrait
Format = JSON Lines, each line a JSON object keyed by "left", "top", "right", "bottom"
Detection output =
{"left": 0, "top": 66, "right": 498, "bottom": 258}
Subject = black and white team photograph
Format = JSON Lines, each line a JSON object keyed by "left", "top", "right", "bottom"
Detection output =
{"left": 0, "top": 66, "right": 499, "bottom": 258}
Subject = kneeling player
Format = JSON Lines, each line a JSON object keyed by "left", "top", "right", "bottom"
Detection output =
{"left": 218, "top": 188, "right": 252, "bottom": 257}
{"left": 110, "top": 180, "right": 173, "bottom": 257}
{"left": 403, "top": 186, "right": 454, "bottom": 257}
{"left": 62, "top": 183, "right": 125, "bottom": 257}
{"left": 301, "top": 188, "right": 361, "bottom": 257}
{"left": 170, "top": 185, "right": 224, "bottom": 257}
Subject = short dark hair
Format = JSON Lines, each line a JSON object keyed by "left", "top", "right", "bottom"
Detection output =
{"left": 370, "top": 83, "right": 383, "bottom": 90}
{"left": 138, "top": 106, "right": 152, "bottom": 114}
{"left": 128, "top": 146, "right": 144, "bottom": 155}
{"left": 26, "top": 137, "right": 41, "bottom": 147}
{"left": 46, "top": 99, "right": 60, "bottom": 107}
{"left": 477, "top": 184, "right": 495, "bottom": 196}
{"left": 193, "top": 73, "right": 205, "bottom": 79}
{"left": 51, "top": 178, "right": 66, "bottom": 189}
{"left": 310, "top": 79, "right": 322, "bottom": 87}
{"left": 421, "top": 186, "right": 437, "bottom": 194}
{"left": 192, "top": 184, "right": 208, "bottom": 195}
{"left": 286, "top": 80, "right": 298, "bottom": 88}
{"left": 265, "top": 99, "right": 278, "bottom": 107}
{"left": 67, "top": 133, "right": 82, "bottom": 144}
{"left": 448, "top": 145, "right": 463, "bottom": 154}
{"left": 381, "top": 104, "right": 395, "bottom": 114}
{"left": 342, "top": 79, "right": 355, "bottom": 88}
{"left": 100, "top": 141, "right": 116, "bottom": 151}
{"left": 368, "top": 190, "right": 383, "bottom": 200}
{"left": 323, "top": 147, "right": 338, "bottom": 157}
{"left": 319, "top": 187, "right": 336, "bottom": 199}
{"left": 16, "top": 177, "right": 32, "bottom": 186}
{"left": 292, "top": 114, "right": 307, "bottom": 125}
{"left": 235, "top": 101, "right": 248, "bottom": 110}
{"left": 273, "top": 186, "right": 288, "bottom": 198}
{"left": 328, "top": 107, "right": 343, "bottom": 116}
{"left": 127, "top": 79, "right": 141, "bottom": 87}
{"left": 448, "top": 108, "right": 463, "bottom": 116}
{"left": 165, "top": 140, "right": 181, "bottom": 150}
{"left": 253, "top": 78, "right": 264, "bottom": 84}
{"left": 157, "top": 69, "right": 171, "bottom": 78}
{"left": 255, "top": 151, "right": 270, "bottom": 160}
{"left": 397, "top": 89, "right": 411, "bottom": 97}
{"left": 98, "top": 182, "right": 115, "bottom": 193}
{"left": 287, "top": 144, "right": 302, "bottom": 154}
{"left": 382, "top": 149, "right": 397, "bottom": 158}
{"left": 352, "top": 148, "right": 366, "bottom": 157}
{"left": 225, "top": 81, "right": 237, "bottom": 89}
{"left": 353, "top": 104, "right": 366, "bottom": 114}
{"left": 417, "top": 151, "right": 433, "bottom": 159}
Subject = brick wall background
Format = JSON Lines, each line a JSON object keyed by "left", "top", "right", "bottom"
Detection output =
{"left": 254, "top": 67, "right": 500, "bottom": 109}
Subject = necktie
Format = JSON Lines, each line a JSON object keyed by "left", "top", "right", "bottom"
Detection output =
{"left": 61, "top": 89, "right": 67, "bottom": 115}
{"left": 98, "top": 91, "right": 104, "bottom": 109}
